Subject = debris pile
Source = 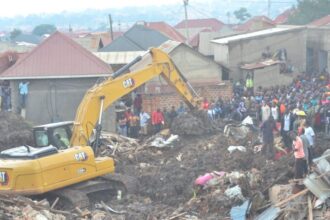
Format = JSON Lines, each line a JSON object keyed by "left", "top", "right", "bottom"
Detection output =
{"left": 1, "top": 113, "right": 330, "bottom": 219}
{"left": 0, "top": 112, "right": 33, "bottom": 150}
{"left": 170, "top": 111, "right": 223, "bottom": 135}
{"left": 0, "top": 195, "right": 66, "bottom": 220}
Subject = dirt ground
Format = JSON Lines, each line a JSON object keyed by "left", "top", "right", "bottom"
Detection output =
{"left": 0, "top": 112, "right": 329, "bottom": 219}
{"left": 109, "top": 116, "right": 296, "bottom": 219}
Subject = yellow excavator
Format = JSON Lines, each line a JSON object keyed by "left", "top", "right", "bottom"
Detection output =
{"left": 0, "top": 48, "right": 200, "bottom": 208}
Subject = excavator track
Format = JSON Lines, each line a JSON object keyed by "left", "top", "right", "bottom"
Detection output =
{"left": 47, "top": 174, "right": 138, "bottom": 210}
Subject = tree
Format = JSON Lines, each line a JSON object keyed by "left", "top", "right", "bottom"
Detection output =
{"left": 288, "top": 0, "right": 330, "bottom": 25}
{"left": 10, "top": 28, "right": 22, "bottom": 40}
{"left": 32, "top": 24, "right": 57, "bottom": 36}
{"left": 234, "top": 7, "right": 251, "bottom": 23}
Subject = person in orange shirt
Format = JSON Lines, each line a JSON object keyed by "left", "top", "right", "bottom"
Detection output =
{"left": 290, "top": 131, "right": 307, "bottom": 180}
{"left": 279, "top": 102, "right": 286, "bottom": 117}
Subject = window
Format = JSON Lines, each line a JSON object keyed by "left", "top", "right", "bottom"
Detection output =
{"left": 35, "top": 130, "right": 49, "bottom": 147}
{"left": 53, "top": 127, "right": 70, "bottom": 149}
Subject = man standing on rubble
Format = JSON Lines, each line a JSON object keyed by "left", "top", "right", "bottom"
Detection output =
{"left": 260, "top": 115, "right": 277, "bottom": 159}
{"left": 290, "top": 131, "right": 308, "bottom": 181}
{"left": 281, "top": 108, "right": 295, "bottom": 149}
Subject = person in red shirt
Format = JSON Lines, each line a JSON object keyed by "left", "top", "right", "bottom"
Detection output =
{"left": 152, "top": 108, "right": 164, "bottom": 134}
{"left": 125, "top": 108, "right": 133, "bottom": 136}
{"left": 202, "top": 98, "right": 209, "bottom": 110}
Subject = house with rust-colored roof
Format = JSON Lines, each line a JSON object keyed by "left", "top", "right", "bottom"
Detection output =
{"left": 309, "top": 15, "right": 330, "bottom": 27}
{"left": 174, "top": 18, "right": 225, "bottom": 39}
{"left": 234, "top": 16, "right": 275, "bottom": 32}
{"left": 144, "top": 21, "right": 186, "bottom": 42}
{"left": 0, "top": 31, "right": 116, "bottom": 130}
{"left": 274, "top": 8, "right": 295, "bottom": 24}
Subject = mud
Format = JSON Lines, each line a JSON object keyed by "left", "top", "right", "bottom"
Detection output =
{"left": 2, "top": 112, "right": 327, "bottom": 219}
{"left": 113, "top": 128, "right": 295, "bottom": 219}
{"left": 0, "top": 112, "right": 33, "bottom": 150}
{"left": 170, "top": 111, "right": 224, "bottom": 136}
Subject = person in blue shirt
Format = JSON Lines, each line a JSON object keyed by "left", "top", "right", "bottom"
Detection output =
{"left": 19, "top": 81, "right": 29, "bottom": 108}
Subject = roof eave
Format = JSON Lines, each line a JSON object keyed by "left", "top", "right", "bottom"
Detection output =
{"left": 212, "top": 26, "right": 306, "bottom": 45}
{"left": 0, "top": 74, "right": 111, "bottom": 80}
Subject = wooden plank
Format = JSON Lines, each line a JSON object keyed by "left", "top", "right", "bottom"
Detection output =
{"left": 275, "top": 188, "right": 308, "bottom": 207}
{"left": 308, "top": 195, "right": 313, "bottom": 220}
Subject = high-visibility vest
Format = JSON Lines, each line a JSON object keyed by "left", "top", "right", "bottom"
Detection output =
{"left": 246, "top": 78, "right": 253, "bottom": 88}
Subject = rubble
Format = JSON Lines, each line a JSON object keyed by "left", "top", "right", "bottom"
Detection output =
{"left": 170, "top": 111, "right": 223, "bottom": 135}
{"left": 0, "top": 112, "right": 33, "bottom": 150}
{"left": 1, "top": 113, "right": 330, "bottom": 219}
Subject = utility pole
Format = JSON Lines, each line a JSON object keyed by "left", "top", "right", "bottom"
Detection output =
{"left": 226, "top": 12, "right": 231, "bottom": 25}
{"left": 267, "top": 0, "right": 271, "bottom": 18}
{"left": 183, "top": 0, "right": 189, "bottom": 44}
{"left": 108, "top": 14, "right": 114, "bottom": 40}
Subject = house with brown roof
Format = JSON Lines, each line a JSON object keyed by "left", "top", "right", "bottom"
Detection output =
{"left": 309, "top": 15, "right": 330, "bottom": 27}
{"left": 273, "top": 8, "right": 295, "bottom": 24}
{"left": 144, "top": 21, "right": 186, "bottom": 43}
{"left": 0, "top": 31, "right": 116, "bottom": 130}
{"left": 234, "top": 16, "right": 275, "bottom": 32}
{"left": 70, "top": 31, "right": 123, "bottom": 52}
{"left": 174, "top": 18, "right": 225, "bottom": 40}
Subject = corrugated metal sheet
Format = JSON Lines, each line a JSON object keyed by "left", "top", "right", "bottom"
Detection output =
{"left": 255, "top": 206, "right": 281, "bottom": 220}
{"left": 94, "top": 51, "right": 147, "bottom": 64}
{"left": 0, "top": 31, "right": 112, "bottom": 79}
{"left": 175, "top": 18, "right": 224, "bottom": 31}
{"left": 241, "top": 60, "right": 279, "bottom": 70}
{"left": 145, "top": 22, "right": 186, "bottom": 42}
{"left": 212, "top": 26, "right": 304, "bottom": 44}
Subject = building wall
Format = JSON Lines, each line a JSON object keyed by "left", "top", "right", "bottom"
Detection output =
{"left": 214, "top": 28, "right": 307, "bottom": 80}
{"left": 10, "top": 78, "right": 116, "bottom": 132}
{"left": 249, "top": 64, "right": 293, "bottom": 89}
{"left": 141, "top": 82, "right": 233, "bottom": 113}
{"left": 130, "top": 44, "right": 223, "bottom": 89}
{"left": 307, "top": 27, "right": 330, "bottom": 73}
{"left": 170, "top": 45, "right": 222, "bottom": 83}
{"left": 198, "top": 28, "right": 236, "bottom": 56}
{"left": 176, "top": 27, "right": 208, "bottom": 40}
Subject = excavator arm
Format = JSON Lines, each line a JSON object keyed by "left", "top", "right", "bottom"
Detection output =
{"left": 70, "top": 48, "right": 199, "bottom": 147}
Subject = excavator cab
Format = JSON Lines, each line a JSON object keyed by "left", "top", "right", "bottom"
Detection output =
{"left": 33, "top": 121, "right": 73, "bottom": 149}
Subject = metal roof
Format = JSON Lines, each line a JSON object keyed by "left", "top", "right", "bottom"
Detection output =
{"left": 212, "top": 26, "right": 304, "bottom": 44}
{"left": 175, "top": 18, "right": 224, "bottom": 31}
{"left": 241, "top": 59, "right": 280, "bottom": 70}
{"left": 99, "top": 24, "right": 169, "bottom": 52}
{"left": 94, "top": 51, "right": 147, "bottom": 64}
{"left": 145, "top": 21, "right": 186, "bottom": 42}
{"left": 0, "top": 31, "right": 113, "bottom": 79}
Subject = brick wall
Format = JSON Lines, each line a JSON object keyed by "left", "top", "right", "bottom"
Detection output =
{"left": 141, "top": 81, "right": 233, "bottom": 113}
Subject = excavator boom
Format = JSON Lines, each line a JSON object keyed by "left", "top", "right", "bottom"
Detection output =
{"left": 71, "top": 48, "right": 199, "bottom": 147}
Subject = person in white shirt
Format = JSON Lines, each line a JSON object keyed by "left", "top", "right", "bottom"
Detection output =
{"left": 271, "top": 102, "right": 279, "bottom": 121}
{"left": 304, "top": 121, "right": 315, "bottom": 165}
{"left": 139, "top": 108, "right": 150, "bottom": 135}
{"left": 261, "top": 101, "right": 271, "bottom": 122}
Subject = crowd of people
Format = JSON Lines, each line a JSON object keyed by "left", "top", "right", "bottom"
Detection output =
{"left": 116, "top": 102, "right": 186, "bottom": 138}
{"left": 117, "top": 74, "right": 330, "bottom": 185}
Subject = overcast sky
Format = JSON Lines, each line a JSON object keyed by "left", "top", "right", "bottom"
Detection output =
{"left": 1, "top": 0, "right": 207, "bottom": 17}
